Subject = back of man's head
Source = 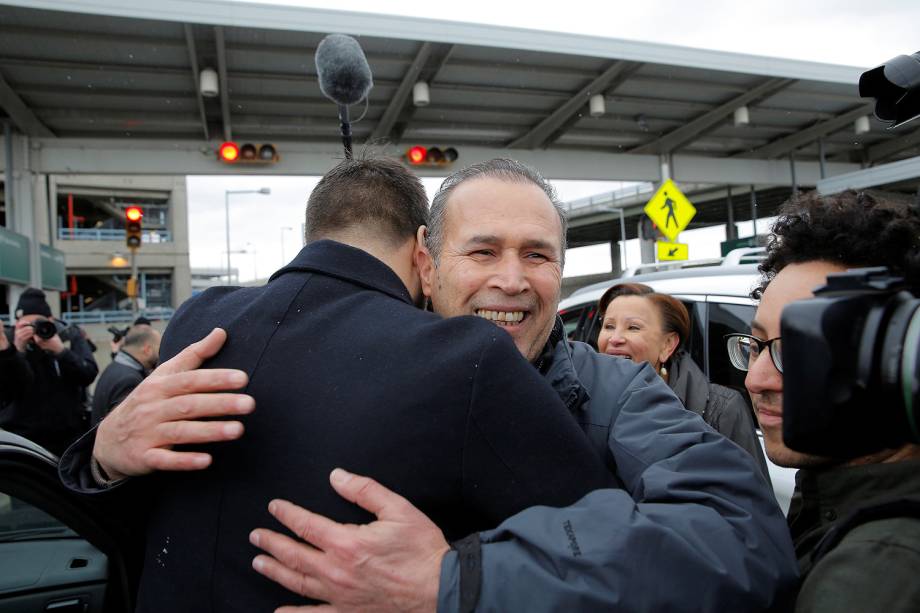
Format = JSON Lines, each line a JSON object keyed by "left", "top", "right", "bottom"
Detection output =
{"left": 305, "top": 156, "right": 429, "bottom": 248}
{"left": 755, "top": 189, "right": 920, "bottom": 297}
{"left": 123, "top": 324, "right": 158, "bottom": 352}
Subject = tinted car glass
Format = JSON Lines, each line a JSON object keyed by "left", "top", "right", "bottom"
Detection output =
{"left": 0, "top": 492, "right": 77, "bottom": 540}
{"left": 708, "top": 302, "right": 757, "bottom": 406}
{"left": 559, "top": 306, "right": 587, "bottom": 340}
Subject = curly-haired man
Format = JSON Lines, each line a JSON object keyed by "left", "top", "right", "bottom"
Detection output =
{"left": 740, "top": 189, "right": 920, "bottom": 612}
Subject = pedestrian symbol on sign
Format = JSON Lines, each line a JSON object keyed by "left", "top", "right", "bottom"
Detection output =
{"left": 643, "top": 179, "right": 697, "bottom": 242}
{"left": 661, "top": 193, "right": 678, "bottom": 229}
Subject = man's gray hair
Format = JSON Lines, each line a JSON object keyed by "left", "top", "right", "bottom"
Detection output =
{"left": 427, "top": 158, "right": 568, "bottom": 266}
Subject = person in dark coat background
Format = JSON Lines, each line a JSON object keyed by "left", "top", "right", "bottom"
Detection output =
{"left": 596, "top": 282, "right": 769, "bottom": 478}
{"left": 0, "top": 288, "right": 97, "bottom": 456}
{"left": 91, "top": 323, "right": 160, "bottom": 425}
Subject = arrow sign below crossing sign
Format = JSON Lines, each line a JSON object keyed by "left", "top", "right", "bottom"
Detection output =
{"left": 643, "top": 179, "right": 697, "bottom": 242}
{"left": 657, "top": 240, "right": 689, "bottom": 261}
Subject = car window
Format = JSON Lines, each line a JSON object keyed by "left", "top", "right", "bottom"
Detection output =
{"left": 708, "top": 302, "right": 756, "bottom": 408}
{"left": 559, "top": 306, "right": 587, "bottom": 341}
{"left": 684, "top": 300, "right": 706, "bottom": 375}
{"left": 0, "top": 492, "right": 79, "bottom": 542}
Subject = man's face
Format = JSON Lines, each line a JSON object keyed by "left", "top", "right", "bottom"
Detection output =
{"left": 746, "top": 260, "right": 846, "bottom": 468}
{"left": 419, "top": 177, "right": 564, "bottom": 362}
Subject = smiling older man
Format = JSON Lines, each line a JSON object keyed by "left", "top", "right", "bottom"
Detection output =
{"left": 250, "top": 159, "right": 797, "bottom": 612}
{"left": 64, "top": 158, "right": 798, "bottom": 612}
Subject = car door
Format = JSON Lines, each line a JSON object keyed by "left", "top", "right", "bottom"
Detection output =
{"left": 0, "top": 431, "right": 136, "bottom": 613}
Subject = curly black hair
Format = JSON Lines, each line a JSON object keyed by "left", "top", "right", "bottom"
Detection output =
{"left": 754, "top": 189, "right": 920, "bottom": 299}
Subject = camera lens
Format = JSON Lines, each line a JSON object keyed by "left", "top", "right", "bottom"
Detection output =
{"left": 31, "top": 319, "right": 58, "bottom": 340}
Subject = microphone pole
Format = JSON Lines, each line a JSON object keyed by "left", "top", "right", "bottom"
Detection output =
{"left": 338, "top": 104, "right": 353, "bottom": 160}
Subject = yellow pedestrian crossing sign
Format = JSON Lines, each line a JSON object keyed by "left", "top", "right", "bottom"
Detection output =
{"left": 644, "top": 179, "right": 697, "bottom": 242}
{"left": 657, "top": 241, "right": 689, "bottom": 261}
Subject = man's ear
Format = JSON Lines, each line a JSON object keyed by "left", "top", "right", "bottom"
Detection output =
{"left": 415, "top": 225, "right": 435, "bottom": 298}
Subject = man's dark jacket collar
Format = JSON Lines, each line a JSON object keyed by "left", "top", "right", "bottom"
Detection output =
{"left": 540, "top": 318, "right": 590, "bottom": 413}
{"left": 269, "top": 240, "right": 413, "bottom": 306}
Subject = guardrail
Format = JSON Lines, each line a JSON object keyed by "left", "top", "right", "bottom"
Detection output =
{"left": 2, "top": 310, "right": 174, "bottom": 326}
{"left": 60, "top": 308, "right": 175, "bottom": 325}
{"left": 58, "top": 228, "right": 173, "bottom": 243}
{"left": 562, "top": 182, "right": 656, "bottom": 214}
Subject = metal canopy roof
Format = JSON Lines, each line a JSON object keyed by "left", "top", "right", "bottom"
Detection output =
{"left": 1, "top": 0, "right": 917, "bottom": 171}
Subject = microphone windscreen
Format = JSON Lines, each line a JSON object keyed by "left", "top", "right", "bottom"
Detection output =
{"left": 315, "top": 34, "right": 374, "bottom": 106}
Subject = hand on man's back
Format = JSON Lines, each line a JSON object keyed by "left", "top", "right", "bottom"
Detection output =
{"left": 93, "top": 328, "right": 256, "bottom": 480}
{"left": 251, "top": 468, "right": 448, "bottom": 613}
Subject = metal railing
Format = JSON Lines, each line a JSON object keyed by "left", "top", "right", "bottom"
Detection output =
{"left": 60, "top": 308, "right": 176, "bottom": 325}
{"left": 2, "top": 308, "right": 174, "bottom": 326}
{"left": 58, "top": 228, "right": 173, "bottom": 243}
{"left": 562, "top": 182, "right": 656, "bottom": 214}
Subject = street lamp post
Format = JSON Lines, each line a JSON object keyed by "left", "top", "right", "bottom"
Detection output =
{"left": 280, "top": 226, "right": 293, "bottom": 267}
{"left": 225, "top": 187, "right": 270, "bottom": 284}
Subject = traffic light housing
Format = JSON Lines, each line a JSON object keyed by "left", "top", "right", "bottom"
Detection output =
{"left": 125, "top": 206, "right": 143, "bottom": 249}
{"left": 403, "top": 146, "right": 459, "bottom": 167}
{"left": 860, "top": 52, "right": 920, "bottom": 128}
{"left": 218, "top": 141, "right": 279, "bottom": 165}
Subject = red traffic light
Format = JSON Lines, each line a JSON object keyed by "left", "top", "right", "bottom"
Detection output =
{"left": 218, "top": 141, "right": 278, "bottom": 164}
{"left": 407, "top": 146, "right": 427, "bottom": 165}
{"left": 404, "top": 145, "right": 458, "bottom": 167}
{"left": 125, "top": 206, "right": 143, "bottom": 222}
{"left": 219, "top": 141, "right": 240, "bottom": 163}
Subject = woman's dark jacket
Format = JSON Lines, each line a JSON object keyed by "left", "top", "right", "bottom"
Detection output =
{"left": 667, "top": 350, "right": 770, "bottom": 480}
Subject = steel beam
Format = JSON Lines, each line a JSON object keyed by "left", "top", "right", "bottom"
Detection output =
{"left": 214, "top": 26, "right": 232, "bottom": 142}
{"left": 370, "top": 43, "right": 432, "bottom": 142}
{"left": 0, "top": 1, "right": 865, "bottom": 83}
{"left": 817, "top": 155, "right": 920, "bottom": 194}
{"left": 0, "top": 71, "right": 54, "bottom": 137}
{"left": 391, "top": 44, "right": 454, "bottom": 142}
{"left": 25, "top": 137, "right": 861, "bottom": 183}
{"left": 508, "top": 61, "right": 638, "bottom": 149}
{"left": 866, "top": 126, "right": 920, "bottom": 162}
{"left": 630, "top": 78, "right": 793, "bottom": 154}
{"left": 736, "top": 104, "right": 873, "bottom": 159}
{"left": 183, "top": 24, "right": 210, "bottom": 141}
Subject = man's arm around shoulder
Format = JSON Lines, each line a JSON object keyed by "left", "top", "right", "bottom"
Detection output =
{"left": 441, "top": 358, "right": 798, "bottom": 612}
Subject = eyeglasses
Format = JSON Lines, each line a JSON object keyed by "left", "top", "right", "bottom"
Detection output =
{"left": 724, "top": 333, "right": 783, "bottom": 374}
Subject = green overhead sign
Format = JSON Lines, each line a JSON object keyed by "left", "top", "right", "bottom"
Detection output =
{"left": 40, "top": 245, "right": 66, "bottom": 291}
{"left": 0, "top": 226, "right": 30, "bottom": 285}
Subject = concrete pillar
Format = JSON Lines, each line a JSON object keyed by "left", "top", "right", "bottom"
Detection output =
{"left": 169, "top": 176, "right": 192, "bottom": 308}
{"left": 725, "top": 185, "right": 737, "bottom": 241}
{"left": 610, "top": 240, "right": 623, "bottom": 276}
{"left": 749, "top": 185, "right": 758, "bottom": 238}
{"left": 8, "top": 133, "right": 41, "bottom": 311}
{"left": 638, "top": 216, "right": 656, "bottom": 264}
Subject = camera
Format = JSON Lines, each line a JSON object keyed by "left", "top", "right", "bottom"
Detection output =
{"left": 29, "top": 318, "right": 77, "bottom": 343}
{"left": 108, "top": 325, "right": 130, "bottom": 343}
{"left": 781, "top": 267, "right": 920, "bottom": 458}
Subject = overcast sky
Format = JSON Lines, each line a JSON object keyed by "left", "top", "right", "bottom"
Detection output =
{"left": 189, "top": 0, "right": 920, "bottom": 281}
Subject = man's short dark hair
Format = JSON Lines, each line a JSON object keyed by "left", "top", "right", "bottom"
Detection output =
{"left": 123, "top": 324, "right": 157, "bottom": 350}
{"left": 305, "top": 156, "right": 429, "bottom": 246}
{"left": 754, "top": 190, "right": 920, "bottom": 298}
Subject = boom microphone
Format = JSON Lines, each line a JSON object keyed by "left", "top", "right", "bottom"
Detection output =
{"left": 315, "top": 34, "right": 373, "bottom": 106}
{"left": 315, "top": 34, "right": 373, "bottom": 159}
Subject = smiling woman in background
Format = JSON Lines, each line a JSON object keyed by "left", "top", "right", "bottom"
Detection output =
{"left": 597, "top": 283, "right": 769, "bottom": 480}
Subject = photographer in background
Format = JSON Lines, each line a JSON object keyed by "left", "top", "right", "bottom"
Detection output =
{"left": 108, "top": 316, "right": 153, "bottom": 360}
{"left": 0, "top": 288, "right": 98, "bottom": 456}
{"left": 729, "top": 190, "right": 920, "bottom": 612}
{"left": 91, "top": 322, "right": 160, "bottom": 425}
